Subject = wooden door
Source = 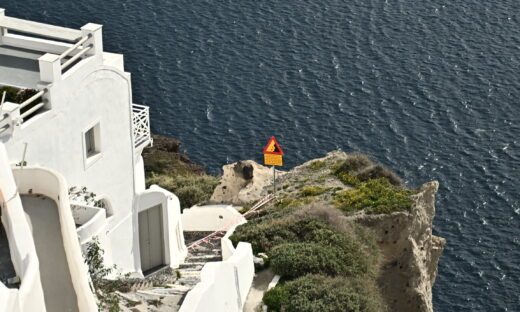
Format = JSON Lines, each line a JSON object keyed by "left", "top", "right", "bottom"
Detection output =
{"left": 139, "top": 205, "right": 164, "bottom": 273}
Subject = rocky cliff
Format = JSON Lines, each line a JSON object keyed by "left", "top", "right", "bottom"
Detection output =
{"left": 211, "top": 151, "right": 445, "bottom": 312}
{"left": 349, "top": 181, "right": 445, "bottom": 312}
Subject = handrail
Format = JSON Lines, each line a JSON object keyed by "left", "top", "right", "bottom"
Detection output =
{"left": 58, "top": 34, "right": 91, "bottom": 60}
{"left": 19, "top": 103, "right": 44, "bottom": 119}
{"left": 19, "top": 90, "right": 44, "bottom": 110}
{"left": 61, "top": 45, "right": 93, "bottom": 71}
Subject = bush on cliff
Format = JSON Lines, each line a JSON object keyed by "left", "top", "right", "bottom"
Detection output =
{"left": 334, "top": 178, "right": 414, "bottom": 214}
{"left": 231, "top": 217, "right": 333, "bottom": 254}
{"left": 263, "top": 274, "right": 385, "bottom": 312}
{"left": 231, "top": 206, "right": 381, "bottom": 280}
{"left": 146, "top": 174, "right": 218, "bottom": 209}
{"left": 270, "top": 242, "right": 369, "bottom": 278}
{"left": 333, "top": 153, "right": 403, "bottom": 187}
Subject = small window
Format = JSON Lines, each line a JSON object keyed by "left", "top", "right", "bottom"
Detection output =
{"left": 83, "top": 122, "right": 101, "bottom": 167}
{"left": 85, "top": 128, "right": 96, "bottom": 157}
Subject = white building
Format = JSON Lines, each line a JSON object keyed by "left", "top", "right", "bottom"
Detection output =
{"left": 0, "top": 10, "right": 256, "bottom": 312}
{"left": 0, "top": 9, "right": 190, "bottom": 311}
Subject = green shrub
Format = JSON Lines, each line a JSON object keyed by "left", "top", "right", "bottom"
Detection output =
{"left": 355, "top": 164, "right": 403, "bottom": 186}
{"left": 264, "top": 274, "right": 385, "bottom": 312}
{"left": 263, "top": 285, "right": 289, "bottom": 312}
{"left": 231, "top": 217, "right": 337, "bottom": 253}
{"left": 308, "top": 160, "right": 326, "bottom": 171}
{"left": 0, "top": 86, "right": 18, "bottom": 103}
{"left": 333, "top": 154, "right": 403, "bottom": 186}
{"left": 274, "top": 197, "right": 303, "bottom": 209}
{"left": 270, "top": 242, "right": 368, "bottom": 279}
{"left": 335, "top": 171, "right": 361, "bottom": 187}
{"left": 84, "top": 238, "right": 121, "bottom": 312}
{"left": 299, "top": 186, "right": 329, "bottom": 197}
{"left": 335, "top": 154, "right": 373, "bottom": 174}
{"left": 146, "top": 174, "right": 218, "bottom": 209}
{"left": 334, "top": 178, "right": 414, "bottom": 214}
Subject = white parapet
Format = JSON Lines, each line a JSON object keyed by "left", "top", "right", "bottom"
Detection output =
{"left": 81, "top": 23, "right": 103, "bottom": 57}
{"left": 0, "top": 143, "right": 46, "bottom": 312}
{"left": 179, "top": 242, "right": 255, "bottom": 312}
{"left": 13, "top": 167, "right": 98, "bottom": 312}
{"left": 38, "top": 53, "right": 62, "bottom": 83}
{"left": 182, "top": 204, "right": 246, "bottom": 232}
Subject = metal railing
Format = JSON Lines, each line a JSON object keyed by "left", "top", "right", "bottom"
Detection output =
{"left": 0, "top": 113, "right": 9, "bottom": 134}
{"left": 132, "top": 104, "right": 152, "bottom": 150}
{"left": 58, "top": 34, "right": 91, "bottom": 60}
{"left": 19, "top": 90, "right": 45, "bottom": 120}
{"left": 60, "top": 44, "right": 93, "bottom": 71}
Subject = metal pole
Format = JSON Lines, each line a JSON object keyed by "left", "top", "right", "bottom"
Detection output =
{"left": 273, "top": 166, "right": 276, "bottom": 195}
{"left": 21, "top": 143, "right": 27, "bottom": 169}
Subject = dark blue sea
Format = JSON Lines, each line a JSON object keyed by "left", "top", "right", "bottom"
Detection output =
{"left": 6, "top": 1, "right": 520, "bottom": 310}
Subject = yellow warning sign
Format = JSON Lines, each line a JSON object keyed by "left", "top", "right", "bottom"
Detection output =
{"left": 264, "top": 154, "right": 283, "bottom": 166}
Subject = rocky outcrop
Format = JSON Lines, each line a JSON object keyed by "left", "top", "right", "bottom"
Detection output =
{"left": 210, "top": 160, "right": 285, "bottom": 205}
{"left": 142, "top": 134, "right": 206, "bottom": 176}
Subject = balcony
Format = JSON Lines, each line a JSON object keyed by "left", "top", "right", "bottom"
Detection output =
{"left": 70, "top": 202, "right": 107, "bottom": 245}
{"left": 132, "top": 104, "right": 152, "bottom": 152}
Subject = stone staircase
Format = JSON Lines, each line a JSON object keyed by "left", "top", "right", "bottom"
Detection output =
{"left": 118, "top": 232, "right": 222, "bottom": 311}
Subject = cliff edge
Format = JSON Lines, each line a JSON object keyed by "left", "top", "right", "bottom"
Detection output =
{"left": 349, "top": 181, "right": 445, "bottom": 312}
{"left": 213, "top": 151, "right": 445, "bottom": 312}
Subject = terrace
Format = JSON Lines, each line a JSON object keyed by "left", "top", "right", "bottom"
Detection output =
{"left": 0, "top": 9, "right": 151, "bottom": 150}
{"left": 0, "top": 8, "right": 102, "bottom": 126}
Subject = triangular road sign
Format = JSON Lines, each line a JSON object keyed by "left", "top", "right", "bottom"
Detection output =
{"left": 263, "top": 137, "right": 284, "bottom": 155}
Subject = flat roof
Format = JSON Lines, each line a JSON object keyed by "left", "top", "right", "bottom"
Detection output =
{"left": 0, "top": 52, "right": 40, "bottom": 89}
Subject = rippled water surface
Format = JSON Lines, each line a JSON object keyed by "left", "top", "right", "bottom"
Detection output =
{"left": 6, "top": 1, "right": 520, "bottom": 310}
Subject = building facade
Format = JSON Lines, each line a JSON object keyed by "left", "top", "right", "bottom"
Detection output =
{"left": 0, "top": 9, "right": 187, "bottom": 312}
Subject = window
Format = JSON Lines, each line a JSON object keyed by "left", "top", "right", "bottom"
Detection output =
{"left": 83, "top": 122, "right": 101, "bottom": 168}
{"left": 85, "top": 127, "right": 96, "bottom": 157}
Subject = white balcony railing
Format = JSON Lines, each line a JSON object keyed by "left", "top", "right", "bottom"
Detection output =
{"left": 132, "top": 104, "right": 152, "bottom": 150}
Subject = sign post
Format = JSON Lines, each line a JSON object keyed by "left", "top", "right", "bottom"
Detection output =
{"left": 263, "top": 137, "right": 284, "bottom": 195}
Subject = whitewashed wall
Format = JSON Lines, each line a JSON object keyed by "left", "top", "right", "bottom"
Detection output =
{"left": 13, "top": 167, "right": 97, "bottom": 312}
{"left": 182, "top": 204, "right": 246, "bottom": 232}
{"left": 0, "top": 144, "right": 45, "bottom": 312}
{"left": 1, "top": 36, "right": 141, "bottom": 272}
{"left": 179, "top": 242, "right": 254, "bottom": 312}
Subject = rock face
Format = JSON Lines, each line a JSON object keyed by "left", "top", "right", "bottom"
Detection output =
{"left": 210, "top": 160, "right": 285, "bottom": 205}
{"left": 142, "top": 134, "right": 206, "bottom": 176}
{"left": 350, "top": 181, "right": 445, "bottom": 312}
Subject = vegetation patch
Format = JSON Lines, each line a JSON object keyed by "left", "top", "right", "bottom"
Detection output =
{"left": 231, "top": 217, "right": 333, "bottom": 254}
{"left": 308, "top": 160, "right": 327, "bottom": 171}
{"left": 270, "top": 242, "right": 369, "bottom": 278}
{"left": 84, "top": 237, "right": 123, "bottom": 312}
{"left": 263, "top": 274, "right": 385, "bottom": 312}
{"left": 334, "top": 178, "right": 414, "bottom": 214}
{"left": 146, "top": 174, "right": 218, "bottom": 209}
{"left": 332, "top": 153, "right": 403, "bottom": 187}
{"left": 274, "top": 197, "right": 303, "bottom": 209}
{"left": 299, "top": 186, "right": 330, "bottom": 197}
